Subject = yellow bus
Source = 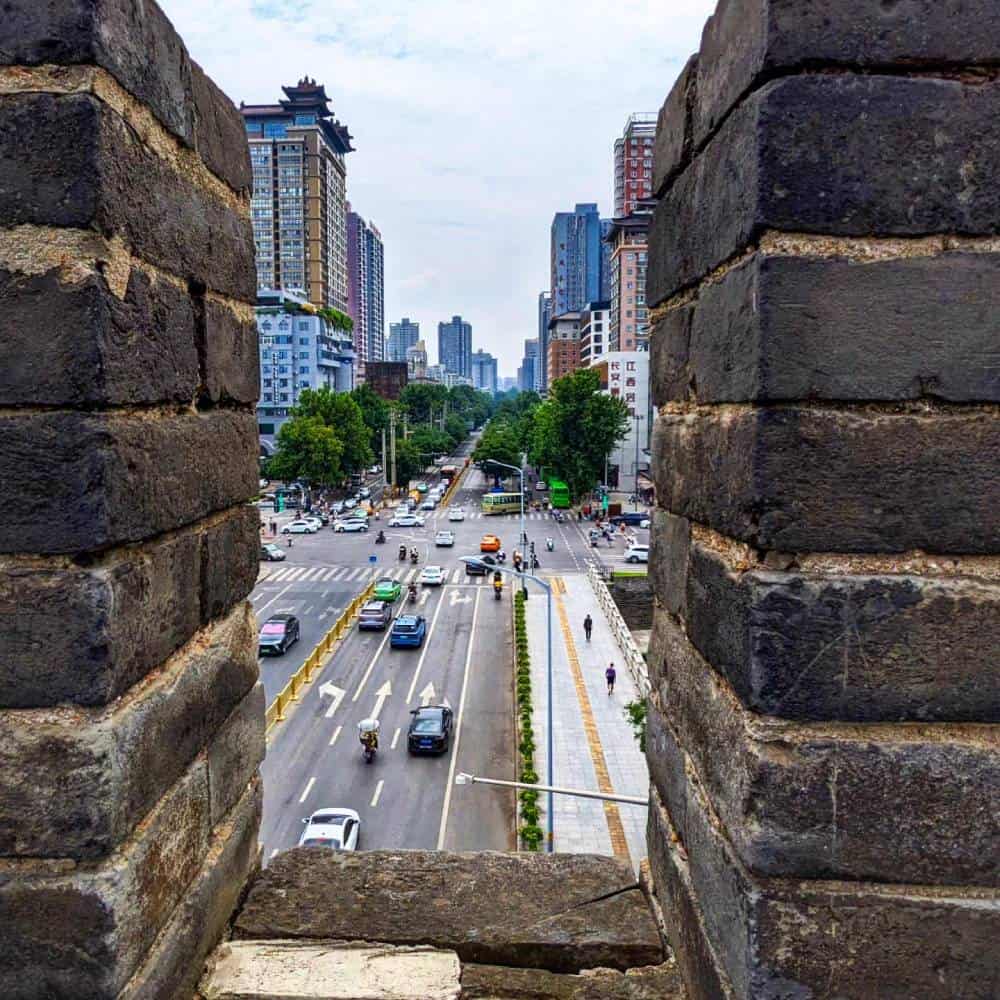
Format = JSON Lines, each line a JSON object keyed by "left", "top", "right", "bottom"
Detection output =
{"left": 481, "top": 492, "right": 523, "bottom": 515}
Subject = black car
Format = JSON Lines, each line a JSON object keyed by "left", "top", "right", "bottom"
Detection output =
{"left": 258, "top": 614, "right": 300, "bottom": 655}
{"left": 464, "top": 554, "right": 497, "bottom": 576}
{"left": 407, "top": 705, "right": 454, "bottom": 754}
{"left": 610, "top": 511, "right": 648, "bottom": 527}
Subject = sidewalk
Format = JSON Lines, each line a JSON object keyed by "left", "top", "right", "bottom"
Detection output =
{"left": 524, "top": 573, "right": 649, "bottom": 869}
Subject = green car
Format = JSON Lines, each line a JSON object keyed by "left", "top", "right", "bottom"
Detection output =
{"left": 374, "top": 577, "right": 402, "bottom": 602}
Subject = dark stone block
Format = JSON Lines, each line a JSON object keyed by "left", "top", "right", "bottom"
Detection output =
{"left": 206, "top": 682, "right": 265, "bottom": 826}
{"left": 652, "top": 55, "right": 697, "bottom": 196}
{"left": 0, "top": 0, "right": 196, "bottom": 147}
{"left": 0, "top": 92, "right": 255, "bottom": 301}
{"left": 119, "top": 779, "right": 262, "bottom": 1000}
{"left": 682, "top": 537, "right": 1000, "bottom": 722}
{"left": 648, "top": 509, "right": 689, "bottom": 618}
{"left": 460, "top": 961, "right": 687, "bottom": 999}
{"left": 609, "top": 576, "right": 654, "bottom": 630}
{"left": 647, "top": 771, "right": 1000, "bottom": 1000}
{"left": 0, "top": 759, "right": 210, "bottom": 999}
{"left": 651, "top": 252, "right": 1000, "bottom": 405}
{"left": 649, "top": 613, "right": 1000, "bottom": 886}
{"left": 0, "top": 408, "right": 258, "bottom": 555}
{"left": 648, "top": 75, "right": 1000, "bottom": 304}
{"left": 692, "top": 0, "right": 1000, "bottom": 152}
{"left": 0, "top": 264, "right": 199, "bottom": 406}
{"left": 200, "top": 504, "right": 260, "bottom": 624}
{"left": 652, "top": 406, "right": 1000, "bottom": 554}
{"left": 0, "top": 604, "right": 258, "bottom": 860}
{"left": 191, "top": 61, "right": 252, "bottom": 193}
{"left": 235, "top": 850, "right": 663, "bottom": 974}
{"left": 202, "top": 298, "right": 261, "bottom": 405}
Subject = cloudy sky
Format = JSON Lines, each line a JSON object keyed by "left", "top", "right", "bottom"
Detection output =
{"left": 162, "top": 0, "right": 716, "bottom": 377}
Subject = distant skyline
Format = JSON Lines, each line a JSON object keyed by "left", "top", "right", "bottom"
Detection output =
{"left": 162, "top": 0, "right": 717, "bottom": 375}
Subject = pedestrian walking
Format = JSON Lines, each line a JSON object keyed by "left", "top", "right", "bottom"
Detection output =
{"left": 287, "top": 535, "right": 293, "bottom": 548}
{"left": 605, "top": 663, "right": 616, "bottom": 696}
{"left": 583, "top": 614, "right": 593, "bottom": 642}
{"left": 270, "top": 520, "right": 277, "bottom": 535}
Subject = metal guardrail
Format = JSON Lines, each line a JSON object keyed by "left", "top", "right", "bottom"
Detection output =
{"left": 586, "top": 562, "right": 650, "bottom": 698}
{"left": 264, "top": 579, "right": 375, "bottom": 734}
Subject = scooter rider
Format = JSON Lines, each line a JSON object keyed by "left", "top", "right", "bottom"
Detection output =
{"left": 408, "top": 582, "right": 418, "bottom": 603}
{"left": 410, "top": 547, "right": 419, "bottom": 564}
{"left": 376, "top": 529, "right": 386, "bottom": 543}
{"left": 493, "top": 570, "right": 503, "bottom": 599}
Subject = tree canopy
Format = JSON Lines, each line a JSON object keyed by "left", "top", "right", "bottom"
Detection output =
{"left": 267, "top": 415, "right": 344, "bottom": 486}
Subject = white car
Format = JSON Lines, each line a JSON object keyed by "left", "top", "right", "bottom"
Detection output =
{"left": 420, "top": 565, "right": 445, "bottom": 586}
{"left": 359, "top": 486, "right": 371, "bottom": 499}
{"left": 333, "top": 519, "right": 368, "bottom": 533}
{"left": 331, "top": 501, "right": 345, "bottom": 515}
{"left": 419, "top": 499, "right": 436, "bottom": 511}
{"left": 298, "top": 808, "right": 360, "bottom": 851}
{"left": 343, "top": 498, "right": 358, "bottom": 509}
{"left": 282, "top": 520, "right": 319, "bottom": 534}
{"left": 625, "top": 544, "right": 649, "bottom": 564}
{"left": 639, "top": 518, "right": 650, "bottom": 530}
{"left": 303, "top": 516, "right": 323, "bottom": 530}
{"left": 435, "top": 530, "right": 455, "bottom": 547}
{"left": 390, "top": 513, "right": 425, "bottom": 528}
{"left": 448, "top": 508, "right": 466, "bottom": 522}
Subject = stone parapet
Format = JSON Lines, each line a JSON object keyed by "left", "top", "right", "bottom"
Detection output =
{"left": 646, "top": 2, "right": 1000, "bottom": 994}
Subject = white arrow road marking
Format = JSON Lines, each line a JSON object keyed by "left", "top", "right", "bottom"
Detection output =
{"left": 298, "top": 776, "right": 316, "bottom": 804}
{"left": 419, "top": 589, "right": 431, "bottom": 606}
{"left": 329, "top": 725, "right": 342, "bottom": 746}
{"left": 405, "top": 589, "right": 447, "bottom": 704}
{"left": 352, "top": 629, "right": 394, "bottom": 702}
{"left": 449, "top": 588, "right": 471, "bottom": 606}
{"left": 438, "top": 587, "right": 480, "bottom": 849}
{"left": 320, "top": 682, "right": 346, "bottom": 718}
{"left": 369, "top": 680, "right": 392, "bottom": 721}
{"left": 370, "top": 779, "right": 384, "bottom": 808}
{"left": 391, "top": 727, "right": 401, "bottom": 750}
{"left": 419, "top": 682, "right": 436, "bottom": 707}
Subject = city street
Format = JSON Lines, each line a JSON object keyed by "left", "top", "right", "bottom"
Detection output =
{"left": 254, "top": 445, "right": 652, "bottom": 861}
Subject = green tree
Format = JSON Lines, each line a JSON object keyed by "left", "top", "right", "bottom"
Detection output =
{"left": 399, "top": 382, "right": 448, "bottom": 425}
{"left": 291, "top": 386, "right": 373, "bottom": 474}
{"left": 393, "top": 437, "right": 426, "bottom": 487}
{"left": 350, "top": 383, "right": 391, "bottom": 457}
{"left": 528, "top": 368, "right": 629, "bottom": 499}
{"left": 473, "top": 418, "right": 523, "bottom": 474}
{"left": 267, "top": 415, "right": 344, "bottom": 486}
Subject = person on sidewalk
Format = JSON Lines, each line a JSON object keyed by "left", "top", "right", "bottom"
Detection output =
{"left": 605, "top": 663, "right": 616, "bottom": 696}
{"left": 583, "top": 614, "right": 593, "bottom": 642}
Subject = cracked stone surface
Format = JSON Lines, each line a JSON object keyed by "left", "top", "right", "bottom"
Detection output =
{"left": 233, "top": 850, "right": 663, "bottom": 974}
{"left": 460, "top": 961, "right": 687, "bottom": 998}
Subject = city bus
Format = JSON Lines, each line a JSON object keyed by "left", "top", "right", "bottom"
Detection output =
{"left": 548, "top": 479, "right": 571, "bottom": 509}
{"left": 481, "top": 492, "right": 523, "bottom": 515}
{"left": 439, "top": 465, "right": 459, "bottom": 483}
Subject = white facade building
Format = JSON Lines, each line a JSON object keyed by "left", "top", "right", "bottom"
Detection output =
{"left": 595, "top": 351, "right": 650, "bottom": 495}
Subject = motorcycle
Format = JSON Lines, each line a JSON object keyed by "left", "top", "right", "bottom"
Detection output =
{"left": 363, "top": 743, "right": 376, "bottom": 764}
{"left": 496, "top": 551, "right": 506, "bottom": 564}
{"left": 375, "top": 531, "right": 386, "bottom": 544}
{"left": 398, "top": 544, "right": 407, "bottom": 561}
{"left": 410, "top": 549, "right": 419, "bottom": 564}
{"left": 493, "top": 581, "right": 503, "bottom": 601}
{"left": 545, "top": 538, "right": 554, "bottom": 552}
{"left": 359, "top": 719, "right": 379, "bottom": 764}
{"left": 408, "top": 584, "right": 418, "bottom": 604}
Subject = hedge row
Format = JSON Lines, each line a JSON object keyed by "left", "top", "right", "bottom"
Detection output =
{"left": 514, "top": 591, "right": 544, "bottom": 851}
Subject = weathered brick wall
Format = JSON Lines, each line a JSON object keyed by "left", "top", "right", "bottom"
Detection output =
{"left": 645, "top": 2, "right": 1000, "bottom": 997}
{"left": 0, "top": 3, "right": 264, "bottom": 997}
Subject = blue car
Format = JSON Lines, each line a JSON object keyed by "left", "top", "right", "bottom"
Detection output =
{"left": 390, "top": 614, "right": 427, "bottom": 649}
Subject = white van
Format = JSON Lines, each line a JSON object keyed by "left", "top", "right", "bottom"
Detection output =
{"left": 625, "top": 544, "right": 649, "bottom": 564}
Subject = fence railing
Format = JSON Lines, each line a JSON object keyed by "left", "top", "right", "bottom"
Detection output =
{"left": 264, "top": 579, "right": 375, "bottom": 734}
{"left": 586, "top": 561, "right": 650, "bottom": 698}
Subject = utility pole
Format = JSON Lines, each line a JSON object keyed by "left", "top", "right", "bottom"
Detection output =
{"left": 403, "top": 412, "right": 409, "bottom": 439}
{"left": 389, "top": 410, "right": 397, "bottom": 494}
{"left": 381, "top": 427, "right": 387, "bottom": 483}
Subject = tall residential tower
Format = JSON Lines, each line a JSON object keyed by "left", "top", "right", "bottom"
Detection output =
{"left": 550, "top": 203, "right": 604, "bottom": 317}
{"left": 437, "top": 315, "right": 472, "bottom": 378}
{"left": 387, "top": 318, "right": 420, "bottom": 362}
{"left": 613, "top": 113, "right": 656, "bottom": 217}
{"left": 347, "top": 207, "right": 385, "bottom": 379}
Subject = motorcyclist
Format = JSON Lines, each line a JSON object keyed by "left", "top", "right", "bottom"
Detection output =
{"left": 408, "top": 582, "right": 418, "bottom": 602}
{"left": 398, "top": 544, "right": 407, "bottom": 560}
{"left": 376, "top": 529, "right": 386, "bottom": 543}
{"left": 545, "top": 537, "right": 554, "bottom": 551}
{"left": 410, "top": 547, "right": 419, "bottom": 563}
{"left": 360, "top": 728, "right": 378, "bottom": 751}
{"left": 493, "top": 571, "right": 503, "bottom": 597}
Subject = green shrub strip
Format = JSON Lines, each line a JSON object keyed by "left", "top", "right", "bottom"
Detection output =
{"left": 513, "top": 590, "right": 544, "bottom": 851}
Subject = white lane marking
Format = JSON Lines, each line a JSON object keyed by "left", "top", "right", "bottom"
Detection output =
{"left": 298, "top": 776, "right": 316, "bottom": 804}
{"left": 329, "top": 725, "right": 343, "bottom": 746}
{"left": 419, "top": 681, "right": 436, "bottom": 707}
{"left": 298, "top": 567, "right": 319, "bottom": 582}
{"left": 352, "top": 628, "right": 394, "bottom": 702}
{"left": 437, "top": 586, "right": 480, "bottom": 850}
{"left": 419, "top": 588, "right": 431, "bottom": 607}
{"left": 253, "top": 581, "right": 295, "bottom": 618}
{"left": 405, "top": 586, "right": 447, "bottom": 704}
{"left": 370, "top": 779, "right": 384, "bottom": 808}
{"left": 321, "top": 568, "right": 338, "bottom": 581}
{"left": 369, "top": 680, "right": 392, "bottom": 721}
{"left": 391, "top": 727, "right": 401, "bottom": 750}
{"left": 320, "top": 682, "right": 346, "bottom": 718}
{"left": 406, "top": 568, "right": 419, "bottom": 582}
{"left": 265, "top": 568, "right": 289, "bottom": 581}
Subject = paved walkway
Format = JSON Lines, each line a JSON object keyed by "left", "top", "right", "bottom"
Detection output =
{"left": 524, "top": 572, "right": 648, "bottom": 869}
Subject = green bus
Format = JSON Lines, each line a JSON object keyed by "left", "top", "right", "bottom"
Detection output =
{"left": 549, "top": 479, "right": 571, "bottom": 509}
{"left": 481, "top": 492, "right": 523, "bottom": 515}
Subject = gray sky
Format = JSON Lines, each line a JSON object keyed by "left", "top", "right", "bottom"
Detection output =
{"left": 162, "top": 0, "right": 716, "bottom": 377}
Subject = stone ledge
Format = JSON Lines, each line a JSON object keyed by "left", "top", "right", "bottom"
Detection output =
{"left": 461, "top": 960, "right": 687, "bottom": 999}
{"left": 234, "top": 850, "right": 663, "bottom": 975}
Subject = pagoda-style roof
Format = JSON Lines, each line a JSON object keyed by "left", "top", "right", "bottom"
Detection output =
{"left": 240, "top": 77, "right": 355, "bottom": 153}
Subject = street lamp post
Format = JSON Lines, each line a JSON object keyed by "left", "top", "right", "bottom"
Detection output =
{"left": 487, "top": 459, "right": 526, "bottom": 553}
{"left": 462, "top": 558, "right": 554, "bottom": 852}
{"left": 632, "top": 414, "right": 644, "bottom": 510}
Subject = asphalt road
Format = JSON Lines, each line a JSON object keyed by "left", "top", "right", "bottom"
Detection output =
{"left": 254, "top": 438, "right": 652, "bottom": 858}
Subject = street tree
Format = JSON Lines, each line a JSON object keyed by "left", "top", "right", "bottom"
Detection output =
{"left": 527, "top": 368, "right": 629, "bottom": 499}
{"left": 290, "top": 386, "right": 373, "bottom": 474}
{"left": 472, "top": 418, "right": 523, "bottom": 474}
{"left": 267, "top": 415, "right": 344, "bottom": 487}
{"left": 350, "top": 383, "right": 391, "bottom": 457}
{"left": 399, "top": 382, "right": 448, "bottom": 425}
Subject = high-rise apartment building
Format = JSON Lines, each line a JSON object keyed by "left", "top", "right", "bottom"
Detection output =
{"left": 347, "top": 206, "right": 385, "bottom": 380}
{"left": 579, "top": 301, "right": 611, "bottom": 367}
{"left": 437, "top": 315, "right": 472, "bottom": 378}
{"left": 242, "top": 78, "right": 353, "bottom": 310}
{"left": 613, "top": 113, "right": 656, "bottom": 217}
{"left": 388, "top": 318, "right": 420, "bottom": 362}
{"left": 550, "top": 203, "right": 603, "bottom": 317}
{"left": 519, "top": 338, "right": 539, "bottom": 393}
{"left": 606, "top": 199, "right": 654, "bottom": 352}
{"left": 471, "top": 350, "right": 498, "bottom": 394}
{"left": 406, "top": 339, "right": 428, "bottom": 379}
{"left": 537, "top": 293, "right": 552, "bottom": 392}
